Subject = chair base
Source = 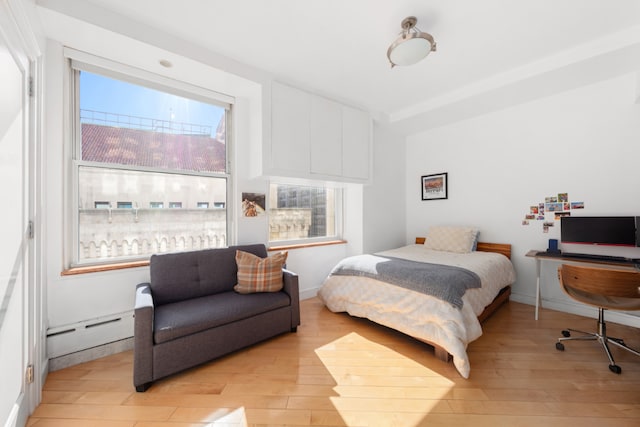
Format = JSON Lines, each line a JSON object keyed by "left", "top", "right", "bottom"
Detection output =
{"left": 555, "top": 308, "right": 640, "bottom": 374}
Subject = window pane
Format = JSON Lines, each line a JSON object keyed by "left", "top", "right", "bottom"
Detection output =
{"left": 78, "top": 166, "right": 227, "bottom": 262}
{"left": 268, "top": 183, "right": 336, "bottom": 241}
{"left": 73, "top": 65, "right": 231, "bottom": 265}
{"left": 79, "top": 71, "right": 227, "bottom": 174}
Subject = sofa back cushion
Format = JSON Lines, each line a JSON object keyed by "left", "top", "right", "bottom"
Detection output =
{"left": 149, "top": 244, "right": 268, "bottom": 305}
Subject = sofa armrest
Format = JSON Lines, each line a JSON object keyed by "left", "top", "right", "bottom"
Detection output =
{"left": 133, "top": 282, "right": 154, "bottom": 390}
{"left": 282, "top": 269, "right": 300, "bottom": 329}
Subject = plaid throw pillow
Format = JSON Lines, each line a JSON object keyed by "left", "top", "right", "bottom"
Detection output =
{"left": 234, "top": 250, "right": 288, "bottom": 294}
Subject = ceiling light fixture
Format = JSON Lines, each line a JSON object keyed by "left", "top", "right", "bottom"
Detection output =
{"left": 387, "top": 16, "right": 436, "bottom": 68}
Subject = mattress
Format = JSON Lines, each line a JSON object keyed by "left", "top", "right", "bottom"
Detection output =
{"left": 317, "top": 244, "right": 516, "bottom": 378}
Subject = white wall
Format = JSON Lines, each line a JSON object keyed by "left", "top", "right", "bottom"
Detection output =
{"left": 363, "top": 123, "right": 407, "bottom": 253}
{"left": 405, "top": 73, "right": 640, "bottom": 325}
{"left": 233, "top": 95, "right": 349, "bottom": 300}
{"left": 39, "top": 10, "right": 391, "bottom": 360}
{"left": 43, "top": 41, "right": 153, "bottom": 355}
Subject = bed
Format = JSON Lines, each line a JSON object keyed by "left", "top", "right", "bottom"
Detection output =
{"left": 317, "top": 227, "right": 516, "bottom": 378}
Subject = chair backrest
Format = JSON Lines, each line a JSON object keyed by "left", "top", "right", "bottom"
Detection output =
{"left": 558, "top": 264, "right": 640, "bottom": 309}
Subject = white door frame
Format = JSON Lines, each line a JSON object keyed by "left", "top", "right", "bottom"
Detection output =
{"left": 0, "top": 0, "right": 42, "bottom": 425}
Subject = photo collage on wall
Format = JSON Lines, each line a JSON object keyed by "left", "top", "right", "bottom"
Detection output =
{"left": 522, "top": 192, "right": 585, "bottom": 233}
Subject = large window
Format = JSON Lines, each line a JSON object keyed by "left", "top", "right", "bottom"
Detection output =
{"left": 268, "top": 183, "right": 340, "bottom": 243}
{"left": 70, "top": 59, "right": 231, "bottom": 266}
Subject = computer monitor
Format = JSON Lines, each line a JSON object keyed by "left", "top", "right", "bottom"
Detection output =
{"left": 560, "top": 216, "right": 638, "bottom": 247}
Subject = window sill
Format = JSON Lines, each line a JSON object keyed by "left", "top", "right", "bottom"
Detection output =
{"left": 61, "top": 240, "right": 348, "bottom": 275}
{"left": 61, "top": 260, "right": 149, "bottom": 276}
{"left": 268, "top": 239, "right": 347, "bottom": 252}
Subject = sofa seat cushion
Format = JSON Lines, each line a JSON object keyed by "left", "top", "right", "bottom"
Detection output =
{"left": 153, "top": 291, "right": 291, "bottom": 344}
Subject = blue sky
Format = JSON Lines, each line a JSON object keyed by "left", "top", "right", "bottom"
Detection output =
{"left": 80, "top": 71, "right": 225, "bottom": 137}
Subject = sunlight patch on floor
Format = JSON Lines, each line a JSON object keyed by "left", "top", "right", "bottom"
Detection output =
{"left": 198, "top": 407, "right": 248, "bottom": 426}
{"left": 315, "top": 332, "right": 455, "bottom": 426}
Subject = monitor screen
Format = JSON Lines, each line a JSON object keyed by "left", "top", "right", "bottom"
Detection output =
{"left": 560, "top": 216, "right": 637, "bottom": 247}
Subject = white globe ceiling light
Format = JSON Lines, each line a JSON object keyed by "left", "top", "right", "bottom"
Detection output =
{"left": 387, "top": 16, "right": 436, "bottom": 68}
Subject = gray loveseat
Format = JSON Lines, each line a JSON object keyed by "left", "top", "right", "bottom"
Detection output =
{"left": 133, "top": 244, "right": 300, "bottom": 392}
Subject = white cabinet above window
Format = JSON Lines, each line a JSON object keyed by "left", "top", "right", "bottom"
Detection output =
{"left": 341, "top": 105, "right": 371, "bottom": 181}
{"left": 270, "top": 82, "right": 310, "bottom": 174}
{"left": 269, "top": 81, "right": 371, "bottom": 183}
{"left": 310, "top": 95, "right": 343, "bottom": 177}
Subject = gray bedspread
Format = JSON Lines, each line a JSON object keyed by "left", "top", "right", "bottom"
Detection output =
{"left": 330, "top": 254, "right": 481, "bottom": 309}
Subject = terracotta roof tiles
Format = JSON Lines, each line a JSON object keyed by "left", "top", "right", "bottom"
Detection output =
{"left": 82, "top": 124, "right": 226, "bottom": 173}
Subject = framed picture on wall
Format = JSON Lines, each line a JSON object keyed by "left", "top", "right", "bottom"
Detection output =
{"left": 421, "top": 172, "right": 448, "bottom": 201}
{"left": 241, "top": 192, "right": 265, "bottom": 217}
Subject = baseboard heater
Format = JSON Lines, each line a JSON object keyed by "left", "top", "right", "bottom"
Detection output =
{"left": 46, "top": 310, "right": 134, "bottom": 358}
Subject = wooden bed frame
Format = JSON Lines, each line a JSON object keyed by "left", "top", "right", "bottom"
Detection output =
{"left": 415, "top": 237, "right": 513, "bottom": 361}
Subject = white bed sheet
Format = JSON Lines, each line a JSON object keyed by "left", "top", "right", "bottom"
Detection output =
{"left": 317, "top": 244, "right": 516, "bottom": 378}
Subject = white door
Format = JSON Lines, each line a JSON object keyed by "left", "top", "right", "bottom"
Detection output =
{"left": 0, "top": 12, "right": 33, "bottom": 426}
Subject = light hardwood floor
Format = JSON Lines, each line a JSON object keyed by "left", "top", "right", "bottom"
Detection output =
{"left": 28, "top": 298, "right": 640, "bottom": 427}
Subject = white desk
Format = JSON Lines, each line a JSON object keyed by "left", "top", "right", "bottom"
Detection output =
{"left": 525, "top": 250, "right": 638, "bottom": 320}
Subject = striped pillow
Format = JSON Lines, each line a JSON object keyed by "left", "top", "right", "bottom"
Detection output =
{"left": 234, "top": 250, "right": 288, "bottom": 294}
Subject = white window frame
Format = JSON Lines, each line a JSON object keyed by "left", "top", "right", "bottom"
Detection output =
{"left": 267, "top": 180, "right": 343, "bottom": 246}
{"left": 64, "top": 48, "right": 235, "bottom": 267}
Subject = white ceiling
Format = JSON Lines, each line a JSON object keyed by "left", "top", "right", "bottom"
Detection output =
{"left": 36, "top": 0, "right": 640, "bottom": 133}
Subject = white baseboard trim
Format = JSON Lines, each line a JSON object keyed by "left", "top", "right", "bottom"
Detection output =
{"left": 510, "top": 292, "right": 640, "bottom": 328}
{"left": 48, "top": 337, "right": 133, "bottom": 372}
{"left": 300, "top": 287, "right": 319, "bottom": 300}
{"left": 3, "top": 392, "right": 28, "bottom": 427}
{"left": 3, "top": 399, "right": 19, "bottom": 427}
